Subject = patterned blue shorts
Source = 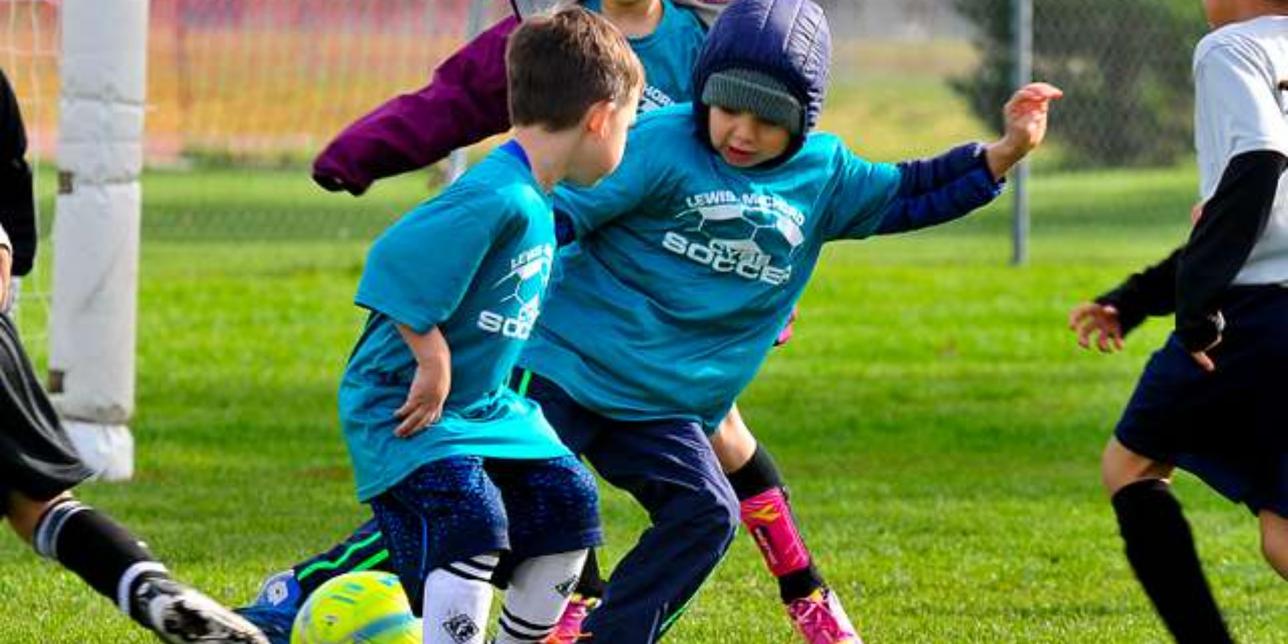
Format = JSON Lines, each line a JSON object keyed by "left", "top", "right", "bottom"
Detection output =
{"left": 369, "top": 454, "right": 601, "bottom": 609}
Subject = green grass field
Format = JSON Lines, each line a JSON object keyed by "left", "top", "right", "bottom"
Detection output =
{"left": 2, "top": 161, "right": 1284, "bottom": 643}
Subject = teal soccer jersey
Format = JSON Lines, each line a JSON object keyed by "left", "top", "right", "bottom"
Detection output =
{"left": 519, "top": 106, "right": 903, "bottom": 428}
{"left": 341, "top": 142, "right": 569, "bottom": 501}
{"left": 584, "top": 0, "right": 706, "bottom": 110}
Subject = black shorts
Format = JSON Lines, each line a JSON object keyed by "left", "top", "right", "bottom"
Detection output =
{"left": 0, "top": 314, "right": 91, "bottom": 515}
{"left": 1115, "top": 286, "right": 1288, "bottom": 517}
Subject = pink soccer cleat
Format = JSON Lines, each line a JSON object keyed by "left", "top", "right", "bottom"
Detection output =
{"left": 787, "top": 588, "right": 861, "bottom": 644}
{"left": 545, "top": 593, "right": 599, "bottom": 643}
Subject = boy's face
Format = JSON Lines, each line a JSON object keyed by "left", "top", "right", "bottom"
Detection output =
{"left": 707, "top": 105, "right": 792, "bottom": 168}
{"left": 567, "top": 85, "right": 642, "bottom": 186}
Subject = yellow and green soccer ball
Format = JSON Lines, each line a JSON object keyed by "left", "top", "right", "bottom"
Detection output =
{"left": 291, "top": 571, "right": 421, "bottom": 643}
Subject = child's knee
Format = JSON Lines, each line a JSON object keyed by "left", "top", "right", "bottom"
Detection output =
{"left": 699, "top": 478, "right": 740, "bottom": 545}
{"left": 1259, "top": 510, "right": 1288, "bottom": 580}
{"left": 4, "top": 491, "right": 69, "bottom": 544}
{"left": 709, "top": 407, "right": 757, "bottom": 474}
{"left": 661, "top": 477, "right": 738, "bottom": 552}
{"left": 1100, "top": 438, "right": 1171, "bottom": 496}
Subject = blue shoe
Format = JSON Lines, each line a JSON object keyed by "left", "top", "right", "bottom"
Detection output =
{"left": 253, "top": 570, "right": 302, "bottom": 609}
{"left": 235, "top": 570, "right": 302, "bottom": 644}
{"left": 233, "top": 605, "right": 293, "bottom": 644}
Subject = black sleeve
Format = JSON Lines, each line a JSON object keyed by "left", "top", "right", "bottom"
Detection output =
{"left": 0, "top": 68, "right": 37, "bottom": 276}
{"left": 1094, "top": 247, "right": 1182, "bottom": 336}
{"left": 1175, "top": 149, "right": 1288, "bottom": 351}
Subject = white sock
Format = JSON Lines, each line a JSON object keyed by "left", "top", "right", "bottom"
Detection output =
{"left": 495, "top": 549, "right": 589, "bottom": 643}
{"left": 422, "top": 553, "right": 498, "bottom": 644}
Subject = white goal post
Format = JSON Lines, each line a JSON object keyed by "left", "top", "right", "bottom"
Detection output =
{"left": 49, "top": 0, "right": 149, "bottom": 481}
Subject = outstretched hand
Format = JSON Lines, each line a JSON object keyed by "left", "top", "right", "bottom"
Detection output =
{"left": 1004, "top": 82, "right": 1063, "bottom": 152}
{"left": 986, "top": 82, "right": 1064, "bottom": 179}
{"left": 1068, "top": 301, "right": 1124, "bottom": 353}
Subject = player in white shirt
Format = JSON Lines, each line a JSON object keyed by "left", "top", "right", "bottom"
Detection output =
{"left": 1068, "top": 1, "right": 1288, "bottom": 641}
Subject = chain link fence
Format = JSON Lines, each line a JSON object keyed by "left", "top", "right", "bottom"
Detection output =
{"left": 4, "top": 0, "right": 1212, "bottom": 243}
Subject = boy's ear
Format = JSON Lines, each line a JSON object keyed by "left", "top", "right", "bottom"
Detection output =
{"left": 583, "top": 100, "right": 615, "bottom": 139}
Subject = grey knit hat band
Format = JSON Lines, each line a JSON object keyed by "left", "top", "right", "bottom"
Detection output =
{"left": 701, "top": 68, "right": 803, "bottom": 135}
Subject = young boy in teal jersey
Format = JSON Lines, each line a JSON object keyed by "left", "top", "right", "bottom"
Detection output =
{"left": 338, "top": 9, "right": 643, "bottom": 643}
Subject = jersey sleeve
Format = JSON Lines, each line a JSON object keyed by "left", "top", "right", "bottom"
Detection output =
{"left": 355, "top": 198, "right": 502, "bottom": 333}
{"left": 552, "top": 120, "right": 670, "bottom": 238}
{"left": 1195, "top": 43, "right": 1288, "bottom": 162}
{"left": 822, "top": 145, "right": 903, "bottom": 240}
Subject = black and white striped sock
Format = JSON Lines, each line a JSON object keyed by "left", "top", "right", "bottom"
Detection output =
{"left": 423, "top": 553, "right": 499, "bottom": 644}
{"left": 495, "top": 549, "right": 589, "bottom": 643}
{"left": 444, "top": 553, "right": 499, "bottom": 583}
{"left": 32, "top": 498, "right": 168, "bottom": 623}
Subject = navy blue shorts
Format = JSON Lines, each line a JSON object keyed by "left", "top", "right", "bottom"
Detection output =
{"left": 513, "top": 369, "right": 740, "bottom": 641}
{"left": 369, "top": 454, "right": 602, "bottom": 611}
{"left": 1116, "top": 286, "right": 1288, "bottom": 517}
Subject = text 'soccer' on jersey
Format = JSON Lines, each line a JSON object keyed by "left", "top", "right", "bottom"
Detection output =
{"left": 477, "top": 244, "right": 555, "bottom": 340}
{"left": 664, "top": 190, "right": 806, "bottom": 285}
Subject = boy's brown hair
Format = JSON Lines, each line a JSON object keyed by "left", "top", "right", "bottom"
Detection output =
{"left": 507, "top": 7, "right": 644, "bottom": 130}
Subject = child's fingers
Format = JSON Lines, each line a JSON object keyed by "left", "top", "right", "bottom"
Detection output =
{"left": 1011, "top": 98, "right": 1054, "bottom": 117}
{"left": 395, "top": 402, "right": 445, "bottom": 437}
{"left": 1012, "top": 87, "right": 1061, "bottom": 111}
{"left": 1021, "top": 82, "right": 1064, "bottom": 100}
{"left": 1076, "top": 310, "right": 1104, "bottom": 334}
{"left": 394, "top": 408, "right": 420, "bottom": 436}
{"left": 1098, "top": 325, "right": 1123, "bottom": 353}
{"left": 395, "top": 406, "right": 430, "bottom": 437}
{"left": 1075, "top": 319, "right": 1097, "bottom": 348}
{"left": 394, "top": 398, "right": 414, "bottom": 419}
{"left": 1067, "top": 306, "right": 1087, "bottom": 329}
{"left": 1069, "top": 311, "right": 1087, "bottom": 335}
{"left": 1068, "top": 303, "right": 1099, "bottom": 329}
{"left": 1097, "top": 327, "right": 1116, "bottom": 352}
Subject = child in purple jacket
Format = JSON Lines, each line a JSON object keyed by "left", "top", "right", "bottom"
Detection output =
{"left": 312, "top": 0, "right": 726, "bottom": 196}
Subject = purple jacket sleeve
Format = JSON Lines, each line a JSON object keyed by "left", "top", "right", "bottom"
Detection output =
{"left": 312, "top": 16, "right": 519, "bottom": 195}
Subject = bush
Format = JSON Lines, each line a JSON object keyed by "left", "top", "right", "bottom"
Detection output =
{"left": 952, "top": 0, "right": 1206, "bottom": 167}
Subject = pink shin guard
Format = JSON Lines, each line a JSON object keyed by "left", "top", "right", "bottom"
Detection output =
{"left": 740, "top": 487, "right": 811, "bottom": 577}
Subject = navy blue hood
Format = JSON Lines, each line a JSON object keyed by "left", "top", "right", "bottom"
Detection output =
{"left": 692, "top": 0, "right": 831, "bottom": 162}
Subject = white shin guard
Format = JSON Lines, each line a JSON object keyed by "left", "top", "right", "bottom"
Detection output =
{"left": 423, "top": 553, "right": 498, "bottom": 644}
{"left": 495, "top": 549, "right": 589, "bottom": 643}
